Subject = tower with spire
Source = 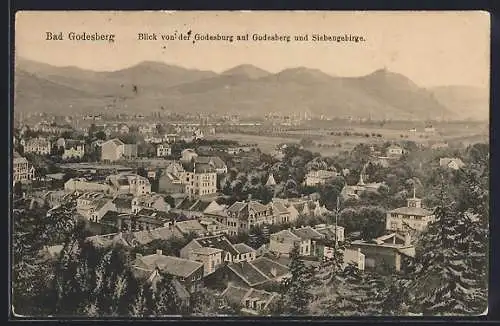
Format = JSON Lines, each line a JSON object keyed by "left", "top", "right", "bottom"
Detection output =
{"left": 265, "top": 173, "right": 277, "bottom": 187}
{"left": 406, "top": 185, "right": 422, "bottom": 208}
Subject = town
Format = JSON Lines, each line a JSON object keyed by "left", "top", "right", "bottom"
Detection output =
{"left": 12, "top": 111, "right": 489, "bottom": 317}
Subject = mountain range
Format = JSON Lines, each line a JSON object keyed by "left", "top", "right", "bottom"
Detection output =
{"left": 14, "top": 58, "right": 489, "bottom": 121}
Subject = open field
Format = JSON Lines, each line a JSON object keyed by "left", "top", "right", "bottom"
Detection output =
{"left": 211, "top": 121, "right": 488, "bottom": 157}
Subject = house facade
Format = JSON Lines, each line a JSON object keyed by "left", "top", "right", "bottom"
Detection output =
{"left": 23, "top": 137, "right": 52, "bottom": 155}
{"left": 101, "top": 138, "right": 138, "bottom": 162}
{"left": 133, "top": 251, "right": 204, "bottom": 293}
{"left": 304, "top": 169, "right": 338, "bottom": 187}
{"left": 13, "top": 153, "right": 35, "bottom": 184}
{"left": 226, "top": 201, "right": 274, "bottom": 234}
{"left": 350, "top": 233, "right": 415, "bottom": 273}
{"left": 386, "top": 193, "right": 435, "bottom": 233}
{"left": 131, "top": 193, "right": 170, "bottom": 213}
{"left": 156, "top": 144, "right": 172, "bottom": 157}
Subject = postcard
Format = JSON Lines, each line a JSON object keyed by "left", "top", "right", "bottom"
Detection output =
{"left": 11, "top": 11, "right": 490, "bottom": 318}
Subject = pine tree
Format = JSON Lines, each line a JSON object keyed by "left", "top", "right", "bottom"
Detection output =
{"left": 406, "top": 178, "right": 486, "bottom": 315}
{"left": 280, "top": 244, "right": 318, "bottom": 315}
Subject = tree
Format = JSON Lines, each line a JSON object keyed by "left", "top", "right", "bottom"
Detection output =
{"left": 405, "top": 180, "right": 487, "bottom": 315}
{"left": 278, "top": 244, "right": 318, "bottom": 315}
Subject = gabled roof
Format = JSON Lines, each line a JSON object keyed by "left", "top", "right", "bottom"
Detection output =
{"left": 136, "top": 208, "right": 174, "bottom": 220}
{"left": 191, "top": 247, "right": 223, "bottom": 255}
{"left": 227, "top": 261, "right": 270, "bottom": 287}
{"left": 271, "top": 229, "right": 301, "bottom": 241}
{"left": 250, "top": 257, "right": 289, "bottom": 279}
{"left": 388, "top": 206, "right": 432, "bottom": 216}
{"left": 234, "top": 243, "right": 256, "bottom": 254}
{"left": 221, "top": 284, "right": 277, "bottom": 311}
{"left": 271, "top": 202, "right": 288, "bottom": 214}
{"left": 103, "top": 138, "right": 124, "bottom": 147}
{"left": 175, "top": 219, "right": 208, "bottom": 236}
{"left": 194, "top": 234, "right": 239, "bottom": 256}
{"left": 194, "top": 163, "right": 216, "bottom": 174}
{"left": 135, "top": 254, "right": 203, "bottom": 278}
{"left": 291, "top": 226, "right": 324, "bottom": 240}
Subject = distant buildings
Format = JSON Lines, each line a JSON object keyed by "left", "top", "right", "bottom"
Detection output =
{"left": 156, "top": 144, "right": 172, "bottom": 157}
{"left": 439, "top": 157, "right": 465, "bottom": 170}
{"left": 304, "top": 169, "right": 338, "bottom": 187}
{"left": 22, "top": 137, "right": 51, "bottom": 155}
{"left": 385, "top": 144, "right": 404, "bottom": 159}
{"left": 194, "top": 156, "right": 228, "bottom": 174}
{"left": 61, "top": 140, "right": 86, "bottom": 160}
{"left": 100, "top": 138, "right": 138, "bottom": 162}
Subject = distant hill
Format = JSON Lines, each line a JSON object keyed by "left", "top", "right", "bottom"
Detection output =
{"left": 221, "top": 64, "right": 271, "bottom": 79}
{"left": 13, "top": 58, "right": 488, "bottom": 120}
{"left": 429, "top": 85, "right": 489, "bottom": 121}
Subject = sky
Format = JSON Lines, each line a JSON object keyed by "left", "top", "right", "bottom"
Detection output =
{"left": 15, "top": 11, "right": 490, "bottom": 88}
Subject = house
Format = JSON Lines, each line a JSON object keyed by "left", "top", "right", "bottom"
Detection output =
{"left": 158, "top": 168, "right": 186, "bottom": 194}
{"left": 224, "top": 256, "right": 290, "bottom": 289}
{"left": 199, "top": 217, "right": 230, "bottom": 235}
{"left": 61, "top": 140, "right": 86, "bottom": 160}
{"left": 184, "top": 163, "right": 218, "bottom": 198}
{"left": 131, "top": 193, "right": 170, "bottom": 213}
{"left": 194, "top": 156, "right": 228, "bottom": 174}
{"left": 386, "top": 144, "right": 404, "bottom": 158}
{"left": 234, "top": 243, "right": 257, "bottom": 262}
{"left": 106, "top": 173, "right": 151, "bottom": 196}
{"left": 75, "top": 192, "right": 115, "bottom": 222}
{"left": 269, "top": 226, "right": 324, "bottom": 257}
{"left": 341, "top": 173, "right": 383, "bottom": 200}
{"left": 23, "top": 137, "right": 52, "bottom": 155}
{"left": 180, "top": 234, "right": 249, "bottom": 264}
{"left": 343, "top": 248, "right": 366, "bottom": 271}
{"left": 386, "top": 190, "right": 435, "bottom": 233}
{"left": 64, "top": 178, "right": 111, "bottom": 194}
{"left": 439, "top": 157, "right": 466, "bottom": 170}
{"left": 156, "top": 144, "right": 172, "bottom": 157}
{"left": 269, "top": 202, "right": 292, "bottom": 224}
{"left": 12, "top": 152, "right": 35, "bottom": 185}
{"left": 226, "top": 201, "right": 274, "bottom": 234}
{"left": 175, "top": 219, "right": 210, "bottom": 237}
{"left": 424, "top": 125, "right": 436, "bottom": 133}
{"left": 111, "top": 194, "right": 134, "bottom": 214}
{"left": 133, "top": 251, "right": 204, "bottom": 293}
{"left": 118, "top": 124, "right": 130, "bottom": 134}
{"left": 100, "top": 138, "right": 138, "bottom": 162}
{"left": 187, "top": 247, "right": 224, "bottom": 276}
{"left": 180, "top": 148, "right": 198, "bottom": 163}
{"left": 314, "top": 224, "right": 345, "bottom": 243}
{"left": 350, "top": 233, "right": 415, "bottom": 273}
{"left": 304, "top": 169, "right": 338, "bottom": 187}
{"left": 173, "top": 198, "right": 216, "bottom": 219}
{"left": 220, "top": 285, "right": 278, "bottom": 315}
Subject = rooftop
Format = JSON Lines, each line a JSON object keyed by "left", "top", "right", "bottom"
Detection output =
{"left": 135, "top": 254, "right": 204, "bottom": 278}
{"left": 388, "top": 206, "right": 432, "bottom": 216}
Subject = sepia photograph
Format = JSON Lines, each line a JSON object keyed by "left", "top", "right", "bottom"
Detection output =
{"left": 11, "top": 11, "right": 490, "bottom": 317}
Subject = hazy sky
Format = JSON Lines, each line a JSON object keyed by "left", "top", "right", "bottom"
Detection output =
{"left": 15, "top": 11, "right": 490, "bottom": 88}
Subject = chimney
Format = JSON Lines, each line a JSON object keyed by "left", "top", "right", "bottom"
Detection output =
{"left": 156, "top": 249, "right": 163, "bottom": 256}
